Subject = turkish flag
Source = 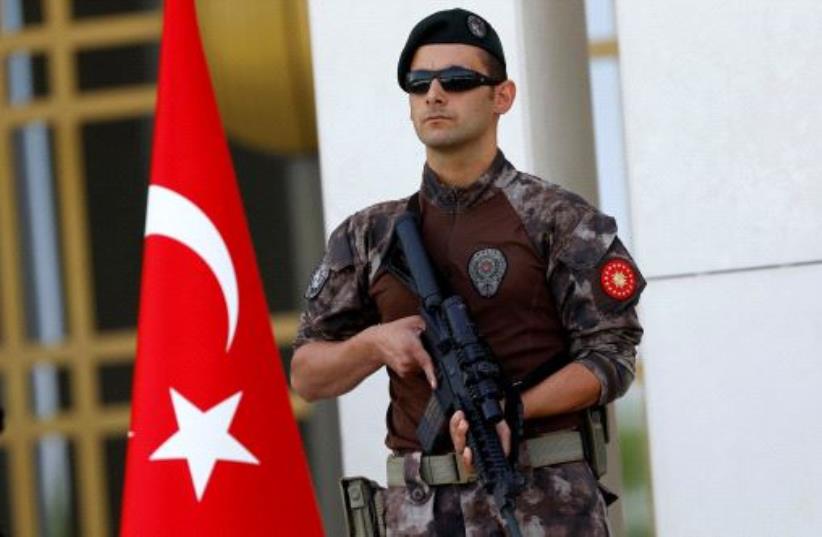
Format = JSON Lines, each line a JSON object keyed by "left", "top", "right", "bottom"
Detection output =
{"left": 120, "top": 1, "right": 323, "bottom": 535}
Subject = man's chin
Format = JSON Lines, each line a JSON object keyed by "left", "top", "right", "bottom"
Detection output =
{"left": 418, "top": 133, "right": 462, "bottom": 150}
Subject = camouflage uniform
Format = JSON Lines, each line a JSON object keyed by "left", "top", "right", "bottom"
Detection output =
{"left": 296, "top": 151, "right": 643, "bottom": 535}
{"left": 384, "top": 450, "right": 610, "bottom": 537}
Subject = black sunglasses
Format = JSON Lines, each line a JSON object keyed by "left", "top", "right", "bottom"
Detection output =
{"left": 404, "top": 67, "right": 504, "bottom": 95}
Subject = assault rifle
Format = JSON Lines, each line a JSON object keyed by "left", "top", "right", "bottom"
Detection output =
{"left": 392, "top": 213, "right": 526, "bottom": 537}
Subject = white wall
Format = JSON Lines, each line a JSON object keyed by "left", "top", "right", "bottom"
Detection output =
{"left": 308, "top": 0, "right": 596, "bottom": 483}
{"left": 616, "top": 1, "right": 822, "bottom": 535}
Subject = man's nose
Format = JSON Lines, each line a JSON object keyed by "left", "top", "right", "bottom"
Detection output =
{"left": 425, "top": 78, "right": 447, "bottom": 104}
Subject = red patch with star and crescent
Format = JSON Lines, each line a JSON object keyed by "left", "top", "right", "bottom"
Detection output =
{"left": 600, "top": 258, "right": 638, "bottom": 301}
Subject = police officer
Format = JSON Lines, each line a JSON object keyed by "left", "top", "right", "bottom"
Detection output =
{"left": 291, "top": 8, "right": 644, "bottom": 536}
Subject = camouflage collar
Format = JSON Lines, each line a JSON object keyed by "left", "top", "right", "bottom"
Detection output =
{"left": 421, "top": 150, "right": 515, "bottom": 211}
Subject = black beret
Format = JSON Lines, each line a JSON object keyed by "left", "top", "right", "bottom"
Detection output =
{"left": 397, "top": 8, "right": 506, "bottom": 91}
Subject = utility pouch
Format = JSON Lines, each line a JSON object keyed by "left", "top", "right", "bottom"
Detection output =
{"left": 581, "top": 405, "right": 609, "bottom": 479}
{"left": 340, "top": 476, "right": 386, "bottom": 537}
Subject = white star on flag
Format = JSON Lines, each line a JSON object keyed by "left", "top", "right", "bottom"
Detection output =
{"left": 150, "top": 388, "right": 259, "bottom": 501}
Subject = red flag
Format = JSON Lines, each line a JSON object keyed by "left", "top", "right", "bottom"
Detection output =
{"left": 120, "top": 1, "right": 323, "bottom": 535}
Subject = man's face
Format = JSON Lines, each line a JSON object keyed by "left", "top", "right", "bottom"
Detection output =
{"left": 408, "top": 44, "right": 501, "bottom": 151}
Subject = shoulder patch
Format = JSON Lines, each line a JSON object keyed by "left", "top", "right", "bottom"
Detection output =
{"left": 468, "top": 248, "right": 508, "bottom": 298}
{"left": 304, "top": 262, "right": 330, "bottom": 300}
{"left": 600, "top": 258, "right": 638, "bottom": 301}
{"left": 588, "top": 246, "right": 645, "bottom": 314}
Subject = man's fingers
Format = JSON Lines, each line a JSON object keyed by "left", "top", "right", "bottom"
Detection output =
{"left": 496, "top": 420, "right": 512, "bottom": 456}
{"left": 459, "top": 422, "right": 504, "bottom": 475}
{"left": 449, "top": 411, "right": 462, "bottom": 436}
{"left": 413, "top": 343, "right": 436, "bottom": 389}
{"left": 463, "top": 446, "right": 473, "bottom": 473}
{"left": 450, "top": 411, "right": 467, "bottom": 454}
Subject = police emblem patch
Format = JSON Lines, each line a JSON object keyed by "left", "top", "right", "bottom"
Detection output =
{"left": 466, "top": 14, "right": 487, "bottom": 38}
{"left": 304, "top": 263, "right": 330, "bottom": 299}
{"left": 468, "top": 248, "right": 507, "bottom": 298}
{"left": 600, "top": 258, "right": 637, "bottom": 301}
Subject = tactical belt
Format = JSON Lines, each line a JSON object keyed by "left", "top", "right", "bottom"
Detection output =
{"left": 386, "top": 429, "right": 585, "bottom": 487}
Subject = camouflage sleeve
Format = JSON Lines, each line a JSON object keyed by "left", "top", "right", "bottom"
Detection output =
{"left": 548, "top": 209, "right": 645, "bottom": 405}
{"left": 293, "top": 217, "right": 379, "bottom": 349}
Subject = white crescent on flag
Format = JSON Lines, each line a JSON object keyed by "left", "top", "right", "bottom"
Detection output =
{"left": 144, "top": 185, "right": 239, "bottom": 351}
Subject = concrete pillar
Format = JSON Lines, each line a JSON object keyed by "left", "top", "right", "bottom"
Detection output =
{"left": 518, "top": 1, "right": 599, "bottom": 205}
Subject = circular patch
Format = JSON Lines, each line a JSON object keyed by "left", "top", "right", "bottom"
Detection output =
{"left": 468, "top": 248, "right": 507, "bottom": 298}
{"left": 466, "top": 15, "right": 487, "bottom": 38}
{"left": 600, "top": 259, "right": 637, "bottom": 301}
{"left": 304, "top": 263, "right": 330, "bottom": 299}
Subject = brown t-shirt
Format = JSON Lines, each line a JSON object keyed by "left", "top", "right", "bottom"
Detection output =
{"left": 296, "top": 151, "right": 644, "bottom": 452}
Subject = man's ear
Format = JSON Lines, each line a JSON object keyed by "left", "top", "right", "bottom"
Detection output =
{"left": 494, "top": 80, "right": 516, "bottom": 115}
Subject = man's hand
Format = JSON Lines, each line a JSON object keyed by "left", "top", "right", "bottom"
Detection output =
{"left": 291, "top": 315, "right": 436, "bottom": 400}
{"left": 449, "top": 409, "right": 511, "bottom": 473}
{"left": 364, "top": 315, "right": 436, "bottom": 388}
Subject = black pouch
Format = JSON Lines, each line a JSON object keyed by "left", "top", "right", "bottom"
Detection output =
{"left": 340, "top": 476, "right": 386, "bottom": 537}
{"left": 581, "top": 406, "right": 609, "bottom": 479}
{"left": 597, "top": 481, "right": 620, "bottom": 507}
